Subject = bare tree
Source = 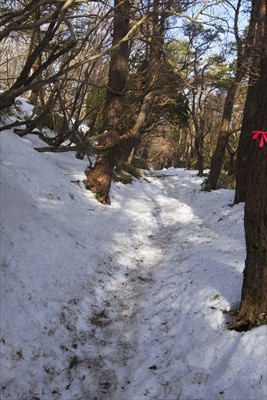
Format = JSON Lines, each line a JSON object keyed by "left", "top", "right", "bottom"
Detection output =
{"left": 0, "top": 0, "right": 114, "bottom": 110}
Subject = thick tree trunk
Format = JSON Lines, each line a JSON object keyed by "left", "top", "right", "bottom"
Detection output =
{"left": 84, "top": 0, "right": 129, "bottom": 203}
{"left": 234, "top": 0, "right": 266, "bottom": 203}
{"left": 233, "top": 130, "right": 267, "bottom": 329}
{"left": 230, "top": 12, "right": 267, "bottom": 330}
{"left": 234, "top": 78, "right": 259, "bottom": 203}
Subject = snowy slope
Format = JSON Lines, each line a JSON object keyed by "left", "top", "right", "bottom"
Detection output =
{"left": 0, "top": 104, "right": 266, "bottom": 400}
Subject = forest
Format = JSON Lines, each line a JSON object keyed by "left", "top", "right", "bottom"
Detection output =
{"left": 0, "top": 1, "right": 267, "bottom": 399}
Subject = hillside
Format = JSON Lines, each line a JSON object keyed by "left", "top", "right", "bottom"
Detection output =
{"left": 0, "top": 100, "right": 266, "bottom": 400}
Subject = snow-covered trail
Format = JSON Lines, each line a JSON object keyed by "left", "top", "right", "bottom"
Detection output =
{"left": 70, "top": 172, "right": 244, "bottom": 400}
{"left": 84, "top": 171, "right": 265, "bottom": 400}
{"left": 70, "top": 174, "right": 185, "bottom": 399}
{"left": 69, "top": 173, "right": 193, "bottom": 399}
{"left": 1, "top": 131, "right": 266, "bottom": 400}
{"left": 99, "top": 174, "right": 201, "bottom": 399}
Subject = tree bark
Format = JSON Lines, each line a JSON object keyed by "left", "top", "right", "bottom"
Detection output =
{"left": 234, "top": 0, "right": 266, "bottom": 203}
{"left": 83, "top": 0, "right": 130, "bottom": 204}
{"left": 230, "top": 1, "right": 267, "bottom": 330}
{"left": 234, "top": 77, "right": 260, "bottom": 203}
{"left": 206, "top": 0, "right": 261, "bottom": 190}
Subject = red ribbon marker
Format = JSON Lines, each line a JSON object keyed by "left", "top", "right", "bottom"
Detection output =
{"left": 252, "top": 130, "right": 267, "bottom": 148}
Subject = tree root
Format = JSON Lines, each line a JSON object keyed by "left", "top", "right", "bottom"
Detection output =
{"left": 228, "top": 319, "right": 255, "bottom": 332}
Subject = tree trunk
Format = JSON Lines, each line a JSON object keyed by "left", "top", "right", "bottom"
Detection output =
{"left": 234, "top": 0, "right": 266, "bottom": 203}
{"left": 206, "top": 81, "right": 241, "bottom": 189}
{"left": 119, "top": 91, "right": 157, "bottom": 164}
{"left": 234, "top": 79, "right": 259, "bottom": 203}
{"left": 117, "top": 0, "right": 166, "bottom": 165}
{"left": 230, "top": 2, "right": 267, "bottom": 330}
{"left": 207, "top": 0, "right": 262, "bottom": 190}
{"left": 28, "top": 2, "right": 41, "bottom": 104}
{"left": 84, "top": 0, "right": 130, "bottom": 204}
{"left": 226, "top": 143, "right": 236, "bottom": 176}
{"left": 194, "top": 116, "right": 205, "bottom": 176}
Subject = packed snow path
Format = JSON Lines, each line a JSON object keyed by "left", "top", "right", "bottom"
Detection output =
{"left": 1, "top": 131, "right": 266, "bottom": 400}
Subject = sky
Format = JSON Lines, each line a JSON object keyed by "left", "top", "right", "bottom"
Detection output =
{"left": 168, "top": 0, "right": 250, "bottom": 60}
{"left": 0, "top": 98, "right": 266, "bottom": 400}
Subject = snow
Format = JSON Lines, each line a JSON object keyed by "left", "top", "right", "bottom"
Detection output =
{"left": 0, "top": 100, "right": 266, "bottom": 400}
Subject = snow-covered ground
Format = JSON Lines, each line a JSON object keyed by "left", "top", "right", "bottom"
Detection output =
{"left": 0, "top": 100, "right": 266, "bottom": 400}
